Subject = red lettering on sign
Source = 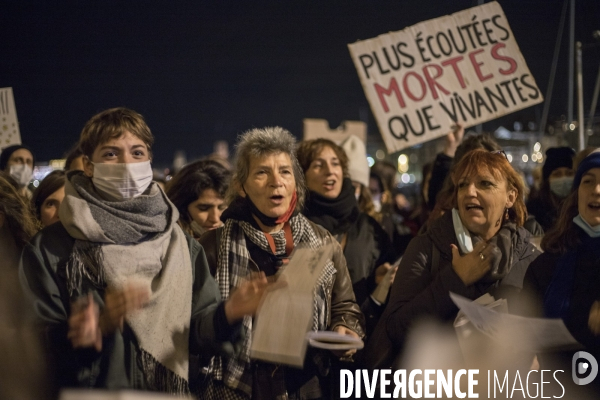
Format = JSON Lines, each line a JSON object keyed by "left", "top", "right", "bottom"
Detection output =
{"left": 422, "top": 64, "right": 450, "bottom": 100}
{"left": 490, "top": 43, "right": 517, "bottom": 75}
{"left": 468, "top": 49, "right": 493, "bottom": 82}
{"left": 374, "top": 77, "right": 406, "bottom": 112}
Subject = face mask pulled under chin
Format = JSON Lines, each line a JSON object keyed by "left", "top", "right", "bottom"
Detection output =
{"left": 9, "top": 164, "right": 33, "bottom": 188}
{"left": 92, "top": 161, "right": 153, "bottom": 201}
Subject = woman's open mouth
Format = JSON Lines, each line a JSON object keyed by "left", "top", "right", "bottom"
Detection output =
{"left": 587, "top": 202, "right": 600, "bottom": 211}
{"left": 270, "top": 194, "right": 284, "bottom": 204}
{"left": 323, "top": 179, "right": 336, "bottom": 190}
{"left": 465, "top": 204, "right": 484, "bottom": 212}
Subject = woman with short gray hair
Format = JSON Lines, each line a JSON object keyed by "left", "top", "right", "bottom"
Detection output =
{"left": 200, "top": 126, "right": 364, "bottom": 399}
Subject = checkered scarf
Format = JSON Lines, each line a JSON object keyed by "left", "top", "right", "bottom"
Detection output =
{"left": 211, "top": 213, "right": 336, "bottom": 399}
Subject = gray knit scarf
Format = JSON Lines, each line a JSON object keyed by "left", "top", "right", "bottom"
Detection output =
{"left": 59, "top": 171, "right": 192, "bottom": 394}
{"left": 210, "top": 213, "right": 336, "bottom": 399}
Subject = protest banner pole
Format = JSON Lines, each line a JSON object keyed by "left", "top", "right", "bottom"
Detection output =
{"left": 568, "top": 0, "right": 575, "bottom": 124}
{"left": 577, "top": 41, "right": 585, "bottom": 150}
{"left": 540, "top": 0, "right": 569, "bottom": 136}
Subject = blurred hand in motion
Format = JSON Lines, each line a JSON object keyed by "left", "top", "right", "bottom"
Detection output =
{"left": 331, "top": 325, "right": 361, "bottom": 359}
{"left": 443, "top": 124, "right": 465, "bottom": 158}
{"left": 451, "top": 240, "right": 493, "bottom": 286}
{"left": 225, "top": 272, "right": 271, "bottom": 324}
{"left": 589, "top": 301, "right": 600, "bottom": 335}
{"left": 100, "top": 282, "right": 150, "bottom": 334}
{"left": 68, "top": 293, "right": 102, "bottom": 351}
{"left": 371, "top": 262, "right": 398, "bottom": 304}
{"left": 374, "top": 262, "right": 397, "bottom": 285}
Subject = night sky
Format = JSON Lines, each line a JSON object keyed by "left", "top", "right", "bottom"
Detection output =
{"left": 2, "top": 0, "right": 599, "bottom": 165}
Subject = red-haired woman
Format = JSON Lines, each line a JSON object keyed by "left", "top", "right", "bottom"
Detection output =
{"left": 365, "top": 149, "right": 540, "bottom": 368}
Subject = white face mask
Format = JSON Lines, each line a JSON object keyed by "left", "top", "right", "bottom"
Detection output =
{"left": 9, "top": 164, "right": 33, "bottom": 188}
{"left": 92, "top": 161, "right": 153, "bottom": 201}
{"left": 549, "top": 176, "right": 573, "bottom": 198}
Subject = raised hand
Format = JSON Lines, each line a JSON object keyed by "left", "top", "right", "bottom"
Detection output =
{"left": 443, "top": 124, "right": 465, "bottom": 158}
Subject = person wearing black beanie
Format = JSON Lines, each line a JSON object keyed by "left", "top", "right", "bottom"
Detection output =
{"left": 526, "top": 146, "right": 575, "bottom": 231}
{"left": 0, "top": 144, "right": 35, "bottom": 198}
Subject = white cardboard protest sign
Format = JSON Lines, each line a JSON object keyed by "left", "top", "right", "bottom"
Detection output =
{"left": 348, "top": 1, "right": 543, "bottom": 153}
{"left": 303, "top": 118, "right": 367, "bottom": 145}
{"left": 0, "top": 88, "right": 21, "bottom": 150}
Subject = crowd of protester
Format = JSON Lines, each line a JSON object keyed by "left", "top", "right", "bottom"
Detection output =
{"left": 1, "top": 107, "right": 599, "bottom": 398}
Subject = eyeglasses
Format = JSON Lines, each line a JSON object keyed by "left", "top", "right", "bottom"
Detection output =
{"left": 490, "top": 150, "right": 508, "bottom": 160}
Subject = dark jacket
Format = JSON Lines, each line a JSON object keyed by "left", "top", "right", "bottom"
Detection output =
{"left": 427, "top": 153, "right": 453, "bottom": 211}
{"left": 523, "top": 234, "right": 600, "bottom": 357}
{"left": 522, "top": 233, "right": 600, "bottom": 397}
{"left": 364, "top": 211, "right": 540, "bottom": 369}
{"left": 19, "top": 222, "right": 223, "bottom": 394}
{"left": 341, "top": 212, "right": 394, "bottom": 307}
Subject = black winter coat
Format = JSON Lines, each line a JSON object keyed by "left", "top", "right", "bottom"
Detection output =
{"left": 364, "top": 211, "right": 539, "bottom": 369}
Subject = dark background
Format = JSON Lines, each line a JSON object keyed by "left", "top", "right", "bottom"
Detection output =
{"left": 1, "top": 0, "right": 599, "bottom": 165}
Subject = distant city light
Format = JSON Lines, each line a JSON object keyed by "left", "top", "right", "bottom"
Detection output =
{"left": 376, "top": 150, "right": 385, "bottom": 160}
{"left": 532, "top": 154, "right": 538, "bottom": 162}
{"left": 522, "top": 154, "right": 529, "bottom": 162}
{"left": 401, "top": 173, "right": 410, "bottom": 183}
{"left": 409, "top": 174, "right": 416, "bottom": 183}
{"left": 367, "top": 156, "right": 375, "bottom": 167}
{"left": 533, "top": 142, "right": 541, "bottom": 152}
{"left": 507, "top": 154, "right": 513, "bottom": 163}
{"left": 32, "top": 180, "right": 39, "bottom": 188}
{"left": 398, "top": 154, "right": 408, "bottom": 164}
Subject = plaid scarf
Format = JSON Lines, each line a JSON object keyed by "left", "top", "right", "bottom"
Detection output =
{"left": 211, "top": 213, "right": 336, "bottom": 399}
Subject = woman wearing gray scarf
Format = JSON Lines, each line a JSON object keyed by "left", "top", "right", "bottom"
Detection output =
{"left": 19, "top": 108, "right": 267, "bottom": 396}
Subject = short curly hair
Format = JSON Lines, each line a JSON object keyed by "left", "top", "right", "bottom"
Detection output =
{"left": 227, "top": 127, "right": 305, "bottom": 212}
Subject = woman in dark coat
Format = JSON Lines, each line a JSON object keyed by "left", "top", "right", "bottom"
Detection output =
{"left": 296, "top": 139, "right": 395, "bottom": 334}
{"left": 523, "top": 150, "right": 600, "bottom": 396}
{"left": 366, "top": 149, "right": 540, "bottom": 369}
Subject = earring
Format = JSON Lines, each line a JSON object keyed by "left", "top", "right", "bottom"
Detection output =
{"left": 504, "top": 208, "right": 509, "bottom": 221}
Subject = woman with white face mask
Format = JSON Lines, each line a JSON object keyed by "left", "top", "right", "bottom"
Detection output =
{"left": 0, "top": 144, "right": 35, "bottom": 198}
{"left": 19, "top": 108, "right": 268, "bottom": 395}
{"left": 527, "top": 147, "right": 575, "bottom": 232}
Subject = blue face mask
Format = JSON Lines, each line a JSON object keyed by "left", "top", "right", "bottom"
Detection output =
{"left": 573, "top": 214, "right": 600, "bottom": 238}
{"left": 549, "top": 176, "right": 574, "bottom": 198}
